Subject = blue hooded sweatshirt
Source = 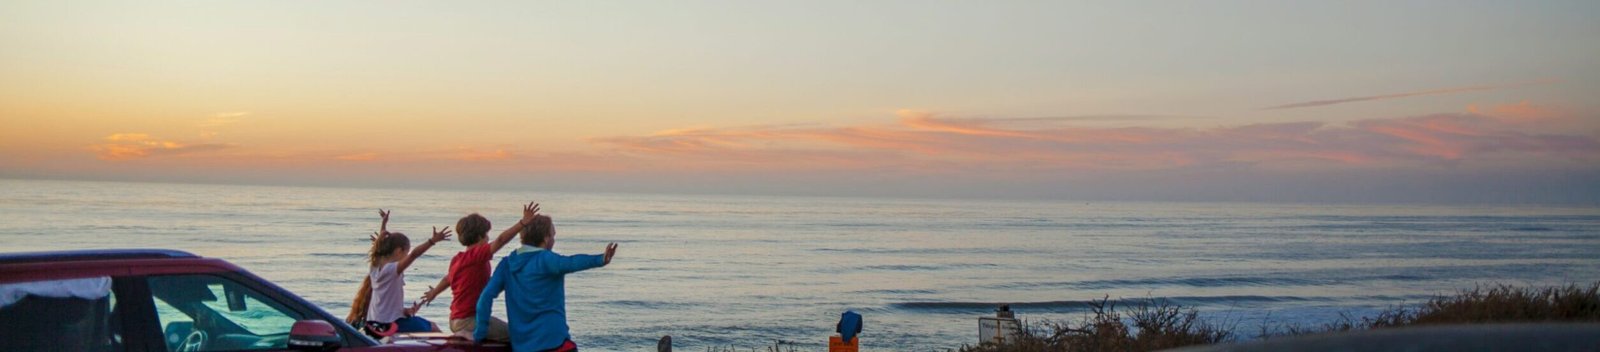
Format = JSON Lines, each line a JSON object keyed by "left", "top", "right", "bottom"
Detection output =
{"left": 475, "top": 246, "right": 606, "bottom": 351}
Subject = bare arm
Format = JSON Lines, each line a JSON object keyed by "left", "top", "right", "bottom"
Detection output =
{"left": 419, "top": 275, "right": 449, "bottom": 307}
{"left": 368, "top": 209, "right": 393, "bottom": 243}
{"left": 489, "top": 202, "right": 540, "bottom": 254}
{"left": 408, "top": 275, "right": 449, "bottom": 316}
{"left": 397, "top": 226, "right": 451, "bottom": 273}
{"left": 378, "top": 209, "right": 391, "bottom": 235}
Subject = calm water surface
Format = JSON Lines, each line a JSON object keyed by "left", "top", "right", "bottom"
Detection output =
{"left": 1, "top": 179, "right": 1597, "bottom": 351}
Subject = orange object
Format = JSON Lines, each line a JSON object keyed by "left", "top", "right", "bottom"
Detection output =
{"left": 829, "top": 335, "right": 859, "bottom": 352}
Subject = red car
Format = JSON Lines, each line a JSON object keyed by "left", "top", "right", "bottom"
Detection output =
{"left": 0, "top": 249, "right": 507, "bottom": 352}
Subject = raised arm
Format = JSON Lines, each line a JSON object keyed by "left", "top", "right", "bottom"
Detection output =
{"left": 549, "top": 243, "right": 616, "bottom": 275}
{"left": 368, "top": 209, "right": 393, "bottom": 243}
{"left": 397, "top": 226, "right": 451, "bottom": 273}
{"left": 489, "top": 202, "right": 540, "bottom": 254}
{"left": 473, "top": 261, "right": 508, "bottom": 342}
{"left": 378, "top": 209, "right": 391, "bottom": 235}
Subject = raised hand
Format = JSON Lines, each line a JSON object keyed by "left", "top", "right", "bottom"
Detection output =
{"left": 431, "top": 226, "right": 453, "bottom": 244}
{"left": 418, "top": 287, "right": 439, "bottom": 307}
{"left": 603, "top": 242, "right": 618, "bottom": 265}
{"left": 523, "top": 202, "right": 541, "bottom": 221}
{"left": 491, "top": 201, "right": 542, "bottom": 254}
{"left": 378, "top": 209, "right": 392, "bottom": 234}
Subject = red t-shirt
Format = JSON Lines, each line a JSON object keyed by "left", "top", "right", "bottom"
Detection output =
{"left": 448, "top": 243, "right": 494, "bottom": 320}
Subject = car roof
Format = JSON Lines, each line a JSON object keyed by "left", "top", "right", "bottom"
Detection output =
{"left": 0, "top": 249, "right": 199, "bottom": 265}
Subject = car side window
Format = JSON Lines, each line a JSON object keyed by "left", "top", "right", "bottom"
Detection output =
{"left": 147, "top": 274, "right": 306, "bottom": 352}
{"left": 0, "top": 276, "right": 121, "bottom": 352}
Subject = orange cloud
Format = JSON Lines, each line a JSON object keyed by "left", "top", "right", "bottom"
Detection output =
{"left": 79, "top": 108, "right": 1597, "bottom": 179}
{"left": 105, "top": 133, "right": 152, "bottom": 142}
{"left": 453, "top": 147, "right": 515, "bottom": 161}
{"left": 898, "top": 110, "right": 1036, "bottom": 139}
{"left": 86, "top": 133, "right": 234, "bottom": 161}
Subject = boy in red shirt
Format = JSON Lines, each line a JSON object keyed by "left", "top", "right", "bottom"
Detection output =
{"left": 418, "top": 202, "right": 540, "bottom": 341}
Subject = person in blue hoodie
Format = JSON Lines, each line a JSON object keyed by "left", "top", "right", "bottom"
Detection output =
{"left": 475, "top": 214, "right": 618, "bottom": 352}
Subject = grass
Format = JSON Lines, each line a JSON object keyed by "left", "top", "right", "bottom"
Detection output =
{"left": 958, "top": 282, "right": 1599, "bottom": 352}
{"left": 1261, "top": 283, "right": 1600, "bottom": 337}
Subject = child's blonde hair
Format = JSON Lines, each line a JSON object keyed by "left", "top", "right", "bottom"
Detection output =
{"left": 368, "top": 232, "right": 410, "bottom": 267}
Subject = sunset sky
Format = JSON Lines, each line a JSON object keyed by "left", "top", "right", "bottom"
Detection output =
{"left": 2, "top": 1, "right": 1597, "bottom": 203}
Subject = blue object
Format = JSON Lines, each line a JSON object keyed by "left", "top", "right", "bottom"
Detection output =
{"left": 394, "top": 315, "right": 434, "bottom": 332}
{"left": 476, "top": 247, "right": 607, "bottom": 352}
{"left": 837, "top": 310, "right": 863, "bottom": 343}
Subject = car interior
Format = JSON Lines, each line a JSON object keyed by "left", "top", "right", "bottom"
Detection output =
{"left": 148, "top": 275, "right": 305, "bottom": 352}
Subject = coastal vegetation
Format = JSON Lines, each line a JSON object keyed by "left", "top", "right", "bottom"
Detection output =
{"left": 957, "top": 283, "right": 1600, "bottom": 352}
{"left": 704, "top": 283, "right": 1600, "bottom": 351}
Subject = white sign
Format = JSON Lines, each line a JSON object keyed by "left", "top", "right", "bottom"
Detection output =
{"left": 978, "top": 317, "right": 1021, "bottom": 345}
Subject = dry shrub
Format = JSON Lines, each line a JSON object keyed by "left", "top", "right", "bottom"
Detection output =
{"left": 705, "top": 340, "right": 803, "bottom": 352}
{"left": 960, "top": 296, "right": 1233, "bottom": 352}
{"left": 1409, "top": 283, "right": 1600, "bottom": 324}
{"left": 966, "top": 283, "right": 1599, "bottom": 351}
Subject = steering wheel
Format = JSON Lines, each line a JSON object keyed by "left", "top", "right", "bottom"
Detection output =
{"left": 177, "top": 329, "right": 208, "bottom": 352}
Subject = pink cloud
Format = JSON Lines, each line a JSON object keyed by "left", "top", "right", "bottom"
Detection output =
{"left": 589, "top": 110, "right": 1600, "bottom": 174}
{"left": 1468, "top": 100, "right": 1561, "bottom": 122}
{"left": 84, "top": 107, "right": 1598, "bottom": 179}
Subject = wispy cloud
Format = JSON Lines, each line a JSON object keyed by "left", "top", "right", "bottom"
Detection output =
{"left": 84, "top": 106, "right": 1597, "bottom": 179}
{"left": 105, "top": 133, "right": 152, "bottom": 142}
{"left": 1468, "top": 100, "right": 1560, "bottom": 121}
{"left": 452, "top": 147, "right": 515, "bottom": 161}
{"left": 199, "top": 112, "right": 250, "bottom": 128}
{"left": 87, "top": 133, "right": 235, "bottom": 161}
{"left": 591, "top": 108, "right": 1599, "bottom": 173}
{"left": 1261, "top": 80, "right": 1556, "bottom": 110}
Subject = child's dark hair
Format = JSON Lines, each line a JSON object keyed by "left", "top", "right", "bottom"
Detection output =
{"left": 369, "top": 232, "right": 410, "bottom": 267}
{"left": 520, "top": 215, "right": 554, "bottom": 246}
{"left": 456, "top": 213, "right": 491, "bottom": 246}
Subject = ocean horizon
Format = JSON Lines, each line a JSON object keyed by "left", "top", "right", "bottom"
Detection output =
{"left": 2, "top": 178, "right": 1597, "bottom": 351}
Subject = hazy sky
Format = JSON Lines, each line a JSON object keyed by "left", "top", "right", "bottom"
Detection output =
{"left": 2, "top": 1, "right": 1597, "bottom": 203}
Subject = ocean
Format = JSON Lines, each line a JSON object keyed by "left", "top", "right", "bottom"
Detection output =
{"left": 1, "top": 179, "right": 1596, "bottom": 351}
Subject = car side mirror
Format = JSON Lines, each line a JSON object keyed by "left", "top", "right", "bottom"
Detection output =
{"left": 288, "top": 320, "right": 341, "bottom": 352}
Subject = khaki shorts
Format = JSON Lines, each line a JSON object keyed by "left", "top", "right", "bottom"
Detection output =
{"left": 449, "top": 316, "right": 510, "bottom": 342}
